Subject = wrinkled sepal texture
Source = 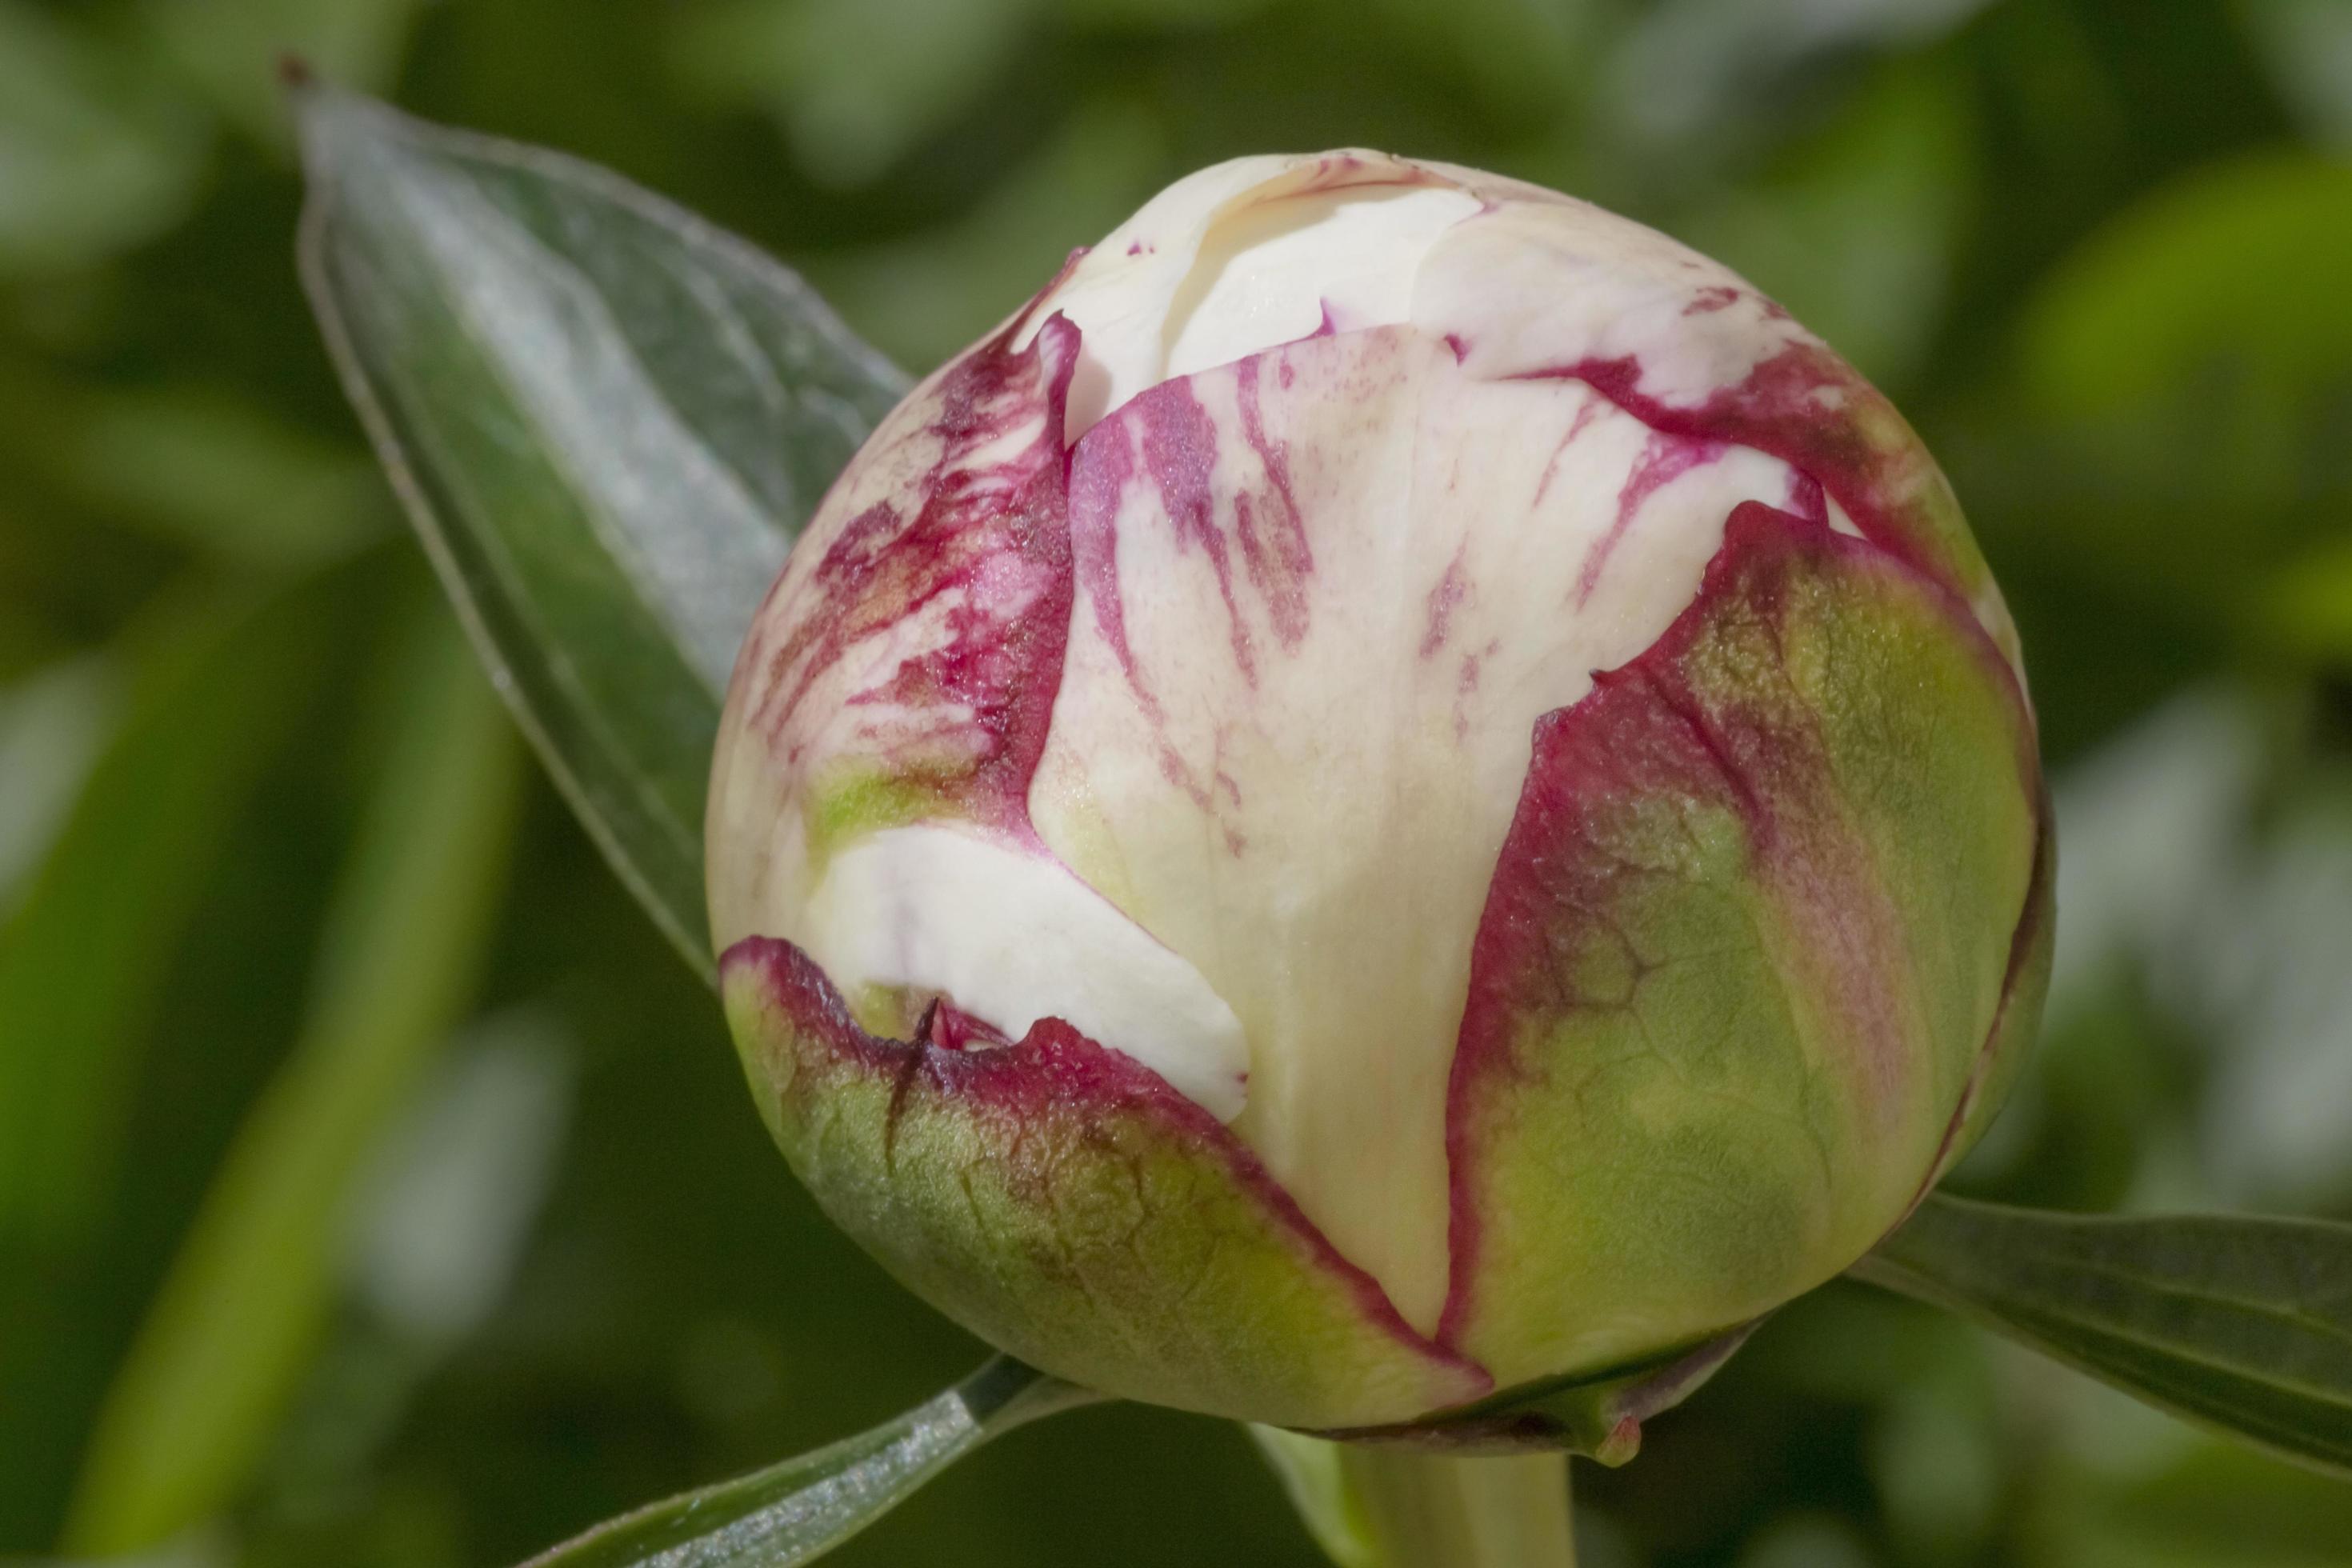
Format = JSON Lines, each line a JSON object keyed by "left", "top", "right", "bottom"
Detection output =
{"left": 1441, "top": 502, "right": 2042, "bottom": 1389}
{"left": 721, "top": 937, "right": 1491, "bottom": 1430}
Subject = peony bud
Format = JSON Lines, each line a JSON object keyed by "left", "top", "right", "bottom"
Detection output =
{"left": 706, "top": 152, "right": 2050, "bottom": 1443}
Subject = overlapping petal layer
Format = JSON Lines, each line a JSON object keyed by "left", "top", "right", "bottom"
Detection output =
{"left": 707, "top": 149, "right": 2050, "bottom": 1434}
{"left": 722, "top": 938, "right": 1490, "bottom": 1429}
{"left": 1442, "top": 502, "right": 2042, "bottom": 1386}
{"left": 1030, "top": 326, "right": 1811, "bottom": 1329}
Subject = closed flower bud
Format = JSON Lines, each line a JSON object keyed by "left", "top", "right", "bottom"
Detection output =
{"left": 706, "top": 152, "right": 2050, "bottom": 1446}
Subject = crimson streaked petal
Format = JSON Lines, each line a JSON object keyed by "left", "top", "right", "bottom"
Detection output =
{"left": 721, "top": 935, "right": 1491, "bottom": 1430}
{"left": 1440, "top": 502, "right": 2042, "bottom": 1387}
{"left": 1410, "top": 185, "right": 2020, "bottom": 666}
{"left": 706, "top": 305, "right": 1081, "bottom": 959}
{"left": 1031, "top": 326, "right": 1822, "bottom": 1330}
{"left": 702, "top": 149, "right": 2053, "bottom": 1439}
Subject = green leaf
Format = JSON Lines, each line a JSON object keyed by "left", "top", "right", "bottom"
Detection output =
{"left": 1852, "top": 1194, "right": 2352, "bottom": 1478}
{"left": 0, "top": 364, "right": 389, "bottom": 568}
{"left": 2017, "top": 154, "right": 2352, "bottom": 416}
{"left": 522, "top": 1357, "right": 1097, "bottom": 1568}
{"left": 2258, "top": 537, "right": 2352, "bottom": 663}
{"left": 62, "top": 598, "right": 524, "bottom": 1555}
{"left": 0, "top": 655, "right": 114, "bottom": 914}
{"left": 805, "top": 97, "right": 1164, "bottom": 371}
{"left": 1675, "top": 60, "right": 1973, "bottom": 388}
{"left": 0, "top": 581, "right": 339, "bottom": 1240}
{"left": 0, "top": 0, "right": 212, "bottom": 276}
{"left": 2241, "top": 0, "right": 2352, "bottom": 152}
{"left": 670, "top": 0, "right": 1045, "bottom": 188}
{"left": 295, "top": 86, "right": 906, "bottom": 974}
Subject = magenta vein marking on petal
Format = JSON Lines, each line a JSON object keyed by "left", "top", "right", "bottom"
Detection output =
{"left": 729, "top": 935, "right": 1494, "bottom": 1394}
{"left": 750, "top": 314, "right": 1078, "bottom": 829}
{"left": 1068, "top": 418, "right": 1151, "bottom": 705}
{"left": 1452, "top": 654, "right": 1484, "bottom": 740}
{"left": 1506, "top": 349, "right": 1953, "bottom": 592}
{"left": 1156, "top": 740, "right": 1213, "bottom": 812}
{"left": 1532, "top": 401, "right": 1602, "bottom": 509}
{"left": 1421, "top": 543, "right": 1470, "bottom": 659}
{"left": 1136, "top": 379, "right": 1258, "bottom": 683}
{"left": 1234, "top": 356, "right": 1313, "bottom": 648}
{"left": 1232, "top": 492, "right": 1267, "bottom": 642}
{"left": 1294, "top": 154, "right": 1449, "bottom": 196}
{"left": 1574, "top": 430, "right": 1725, "bottom": 609}
{"left": 1438, "top": 502, "right": 1943, "bottom": 1349}
{"left": 1013, "top": 248, "right": 1089, "bottom": 341}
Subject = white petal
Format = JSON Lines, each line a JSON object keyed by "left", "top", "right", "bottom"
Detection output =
{"left": 1412, "top": 193, "right": 1821, "bottom": 406}
{"left": 1030, "top": 329, "right": 1809, "bottom": 1330}
{"left": 1017, "top": 152, "right": 1478, "bottom": 441}
{"left": 801, "top": 823, "right": 1250, "bottom": 1120}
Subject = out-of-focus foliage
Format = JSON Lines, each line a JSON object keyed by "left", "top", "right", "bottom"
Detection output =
{"left": 297, "top": 87, "right": 905, "bottom": 970}
{"left": 1, "top": 2, "right": 2348, "bottom": 1566}
{"left": 517, "top": 1357, "right": 1098, "bottom": 1568}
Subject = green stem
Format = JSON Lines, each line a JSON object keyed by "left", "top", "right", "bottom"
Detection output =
{"left": 1254, "top": 1430, "right": 1576, "bottom": 1568}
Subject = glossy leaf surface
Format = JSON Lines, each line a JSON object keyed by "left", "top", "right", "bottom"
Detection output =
{"left": 1857, "top": 1194, "right": 2352, "bottom": 1477}
{"left": 297, "top": 86, "right": 905, "bottom": 970}
{"left": 522, "top": 1358, "right": 1094, "bottom": 1568}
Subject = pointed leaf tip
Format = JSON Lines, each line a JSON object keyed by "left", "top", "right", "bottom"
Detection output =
{"left": 294, "top": 94, "right": 906, "bottom": 975}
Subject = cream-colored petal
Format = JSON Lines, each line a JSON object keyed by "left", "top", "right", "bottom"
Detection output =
{"left": 1016, "top": 152, "right": 1478, "bottom": 440}
{"left": 1413, "top": 194, "right": 1820, "bottom": 405}
{"left": 798, "top": 823, "right": 1250, "bottom": 1119}
{"left": 708, "top": 318, "right": 1077, "bottom": 970}
{"left": 1029, "top": 327, "right": 1809, "bottom": 1330}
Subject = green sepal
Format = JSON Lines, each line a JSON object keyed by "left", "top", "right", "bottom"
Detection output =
{"left": 721, "top": 936, "right": 1491, "bottom": 1431}
{"left": 1328, "top": 1323, "right": 1758, "bottom": 1464}
{"left": 1444, "top": 502, "right": 2046, "bottom": 1390}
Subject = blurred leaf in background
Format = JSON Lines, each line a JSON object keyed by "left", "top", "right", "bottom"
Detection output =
{"left": 2, "top": 1, "right": 2351, "bottom": 1566}
{"left": 0, "top": 2, "right": 212, "bottom": 278}
{"left": 62, "top": 596, "right": 522, "bottom": 1556}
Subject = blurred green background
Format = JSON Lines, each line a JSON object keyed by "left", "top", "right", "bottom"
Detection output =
{"left": 5, "top": 0, "right": 2352, "bottom": 1564}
